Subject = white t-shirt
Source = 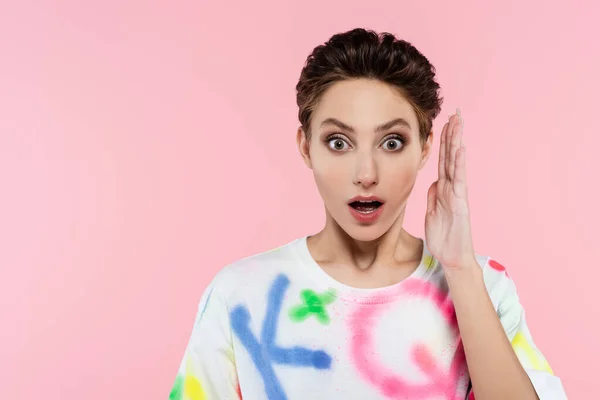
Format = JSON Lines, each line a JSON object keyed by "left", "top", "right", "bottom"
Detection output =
{"left": 169, "top": 236, "right": 566, "bottom": 399}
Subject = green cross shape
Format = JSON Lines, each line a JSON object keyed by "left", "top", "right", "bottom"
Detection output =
{"left": 289, "top": 288, "right": 336, "bottom": 325}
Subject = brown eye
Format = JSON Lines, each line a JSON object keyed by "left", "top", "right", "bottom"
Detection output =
{"left": 382, "top": 138, "right": 404, "bottom": 151}
{"left": 328, "top": 137, "right": 350, "bottom": 151}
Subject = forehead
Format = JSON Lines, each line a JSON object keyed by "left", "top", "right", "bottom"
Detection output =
{"left": 312, "top": 79, "right": 418, "bottom": 133}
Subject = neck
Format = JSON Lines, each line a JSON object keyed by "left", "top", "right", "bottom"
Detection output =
{"left": 308, "top": 205, "right": 420, "bottom": 271}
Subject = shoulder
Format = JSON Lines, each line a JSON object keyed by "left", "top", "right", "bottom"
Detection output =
{"left": 206, "top": 237, "right": 303, "bottom": 302}
{"left": 471, "top": 254, "right": 520, "bottom": 311}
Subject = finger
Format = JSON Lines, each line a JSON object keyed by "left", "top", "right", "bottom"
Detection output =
{"left": 453, "top": 143, "right": 468, "bottom": 197}
{"left": 426, "top": 181, "right": 438, "bottom": 215}
{"left": 457, "top": 108, "right": 464, "bottom": 146}
{"left": 445, "top": 115, "right": 454, "bottom": 180}
{"left": 438, "top": 122, "right": 449, "bottom": 181}
{"left": 448, "top": 114, "right": 462, "bottom": 180}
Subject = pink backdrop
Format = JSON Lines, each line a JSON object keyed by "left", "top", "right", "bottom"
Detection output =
{"left": 1, "top": 1, "right": 596, "bottom": 398}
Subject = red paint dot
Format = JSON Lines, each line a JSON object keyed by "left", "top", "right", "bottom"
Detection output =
{"left": 468, "top": 390, "right": 476, "bottom": 400}
{"left": 489, "top": 259, "right": 509, "bottom": 277}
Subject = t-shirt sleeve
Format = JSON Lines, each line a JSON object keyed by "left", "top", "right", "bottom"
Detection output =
{"left": 168, "top": 273, "right": 241, "bottom": 399}
{"left": 465, "top": 257, "right": 567, "bottom": 400}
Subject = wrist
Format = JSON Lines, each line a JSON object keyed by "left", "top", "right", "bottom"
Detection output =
{"left": 444, "top": 259, "right": 484, "bottom": 286}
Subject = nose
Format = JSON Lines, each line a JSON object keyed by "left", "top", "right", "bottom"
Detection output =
{"left": 352, "top": 152, "right": 378, "bottom": 188}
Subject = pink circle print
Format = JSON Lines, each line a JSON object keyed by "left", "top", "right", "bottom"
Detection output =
{"left": 349, "top": 278, "right": 468, "bottom": 399}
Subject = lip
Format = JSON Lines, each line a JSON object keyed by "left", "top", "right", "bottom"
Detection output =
{"left": 347, "top": 195, "right": 385, "bottom": 204}
{"left": 348, "top": 203, "right": 385, "bottom": 224}
{"left": 347, "top": 195, "right": 385, "bottom": 224}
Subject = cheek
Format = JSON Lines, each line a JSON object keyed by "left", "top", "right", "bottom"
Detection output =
{"left": 311, "top": 153, "right": 350, "bottom": 198}
{"left": 381, "top": 156, "right": 420, "bottom": 196}
{"left": 314, "top": 161, "right": 347, "bottom": 180}
{"left": 313, "top": 163, "right": 348, "bottom": 196}
{"left": 385, "top": 169, "right": 419, "bottom": 201}
{"left": 311, "top": 148, "right": 348, "bottom": 180}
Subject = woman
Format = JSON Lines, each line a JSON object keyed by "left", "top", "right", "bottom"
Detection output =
{"left": 169, "top": 28, "right": 566, "bottom": 399}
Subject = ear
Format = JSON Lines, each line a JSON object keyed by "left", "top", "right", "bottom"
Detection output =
{"left": 296, "top": 126, "right": 313, "bottom": 169}
{"left": 418, "top": 130, "right": 434, "bottom": 170}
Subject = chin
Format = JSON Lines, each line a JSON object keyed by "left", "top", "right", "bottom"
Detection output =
{"left": 339, "top": 220, "right": 389, "bottom": 243}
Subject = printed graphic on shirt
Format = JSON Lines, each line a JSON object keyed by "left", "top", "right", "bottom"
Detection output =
{"left": 423, "top": 254, "right": 436, "bottom": 271}
{"left": 230, "top": 274, "right": 332, "bottom": 399}
{"left": 488, "top": 259, "right": 510, "bottom": 278}
{"left": 169, "top": 356, "right": 206, "bottom": 400}
{"left": 170, "top": 241, "right": 566, "bottom": 400}
{"left": 348, "top": 277, "right": 468, "bottom": 400}
{"left": 511, "top": 330, "right": 554, "bottom": 374}
{"left": 288, "top": 288, "right": 336, "bottom": 325}
{"left": 488, "top": 258, "right": 555, "bottom": 377}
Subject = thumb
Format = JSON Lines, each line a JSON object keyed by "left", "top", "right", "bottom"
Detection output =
{"left": 426, "top": 181, "right": 438, "bottom": 215}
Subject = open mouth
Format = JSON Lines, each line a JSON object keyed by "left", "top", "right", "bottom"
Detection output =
{"left": 348, "top": 200, "right": 383, "bottom": 214}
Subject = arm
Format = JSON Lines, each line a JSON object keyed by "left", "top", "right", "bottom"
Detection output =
{"left": 169, "top": 274, "right": 241, "bottom": 399}
{"left": 446, "top": 257, "right": 566, "bottom": 400}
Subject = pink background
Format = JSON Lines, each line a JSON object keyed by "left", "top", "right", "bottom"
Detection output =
{"left": 1, "top": 1, "right": 596, "bottom": 398}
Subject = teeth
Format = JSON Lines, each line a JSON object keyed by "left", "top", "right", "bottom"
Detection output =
{"left": 356, "top": 209, "right": 376, "bottom": 214}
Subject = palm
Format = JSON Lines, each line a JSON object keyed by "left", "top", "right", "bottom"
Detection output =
{"left": 425, "top": 111, "right": 475, "bottom": 270}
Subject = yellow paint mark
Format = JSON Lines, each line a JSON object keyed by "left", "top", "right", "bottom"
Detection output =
{"left": 225, "top": 347, "right": 235, "bottom": 363}
{"left": 184, "top": 357, "right": 207, "bottom": 400}
{"left": 424, "top": 255, "right": 435, "bottom": 271}
{"left": 511, "top": 331, "right": 554, "bottom": 375}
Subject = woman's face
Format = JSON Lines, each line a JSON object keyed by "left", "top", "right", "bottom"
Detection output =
{"left": 297, "top": 78, "right": 433, "bottom": 242}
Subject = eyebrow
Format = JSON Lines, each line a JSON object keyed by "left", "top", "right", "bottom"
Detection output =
{"left": 319, "top": 117, "right": 412, "bottom": 133}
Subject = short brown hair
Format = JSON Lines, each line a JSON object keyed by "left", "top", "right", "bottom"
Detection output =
{"left": 296, "top": 28, "right": 443, "bottom": 145}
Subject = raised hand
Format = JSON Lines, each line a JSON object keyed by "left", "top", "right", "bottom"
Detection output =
{"left": 425, "top": 109, "right": 477, "bottom": 272}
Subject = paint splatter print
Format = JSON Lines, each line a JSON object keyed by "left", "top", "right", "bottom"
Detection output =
{"left": 349, "top": 278, "right": 467, "bottom": 399}
{"left": 230, "top": 274, "right": 332, "bottom": 399}
{"left": 288, "top": 288, "right": 336, "bottom": 324}
{"left": 169, "top": 357, "right": 206, "bottom": 400}
{"left": 169, "top": 237, "right": 566, "bottom": 399}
